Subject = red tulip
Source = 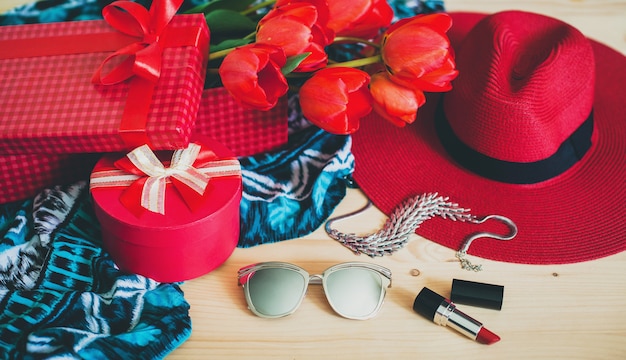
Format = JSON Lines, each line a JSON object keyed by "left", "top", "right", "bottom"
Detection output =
{"left": 381, "top": 13, "right": 458, "bottom": 92}
{"left": 275, "top": 0, "right": 331, "bottom": 25}
{"left": 299, "top": 67, "right": 372, "bottom": 134}
{"left": 327, "top": 0, "right": 393, "bottom": 39}
{"left": 219, "top": 44, "right": 289, "bottom": 111}
{"left": 257, "top": 2, "right": 333, "bottom": 72}
{"left": 369, "top": 72, "right": 426, "bottom": 127}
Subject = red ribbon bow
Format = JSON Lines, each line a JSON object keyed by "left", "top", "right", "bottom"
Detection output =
{"left": 92, "top": 0, "right": 184, "bottom": 85}
{"left": 88, "top": 0, "right": 208, "bottom": 148}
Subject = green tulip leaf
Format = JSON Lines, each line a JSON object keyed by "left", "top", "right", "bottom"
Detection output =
{"left": 206, "top": 9, "right": 257, "bottom": 36}
{"left": 211, "top": 38, "right": 254, "bottom": 53}
{"left": 186, "top": 0, "right": 256, "bottom": 14}
{"left": 282, "top": 53, "right": 312, "bottom": 75}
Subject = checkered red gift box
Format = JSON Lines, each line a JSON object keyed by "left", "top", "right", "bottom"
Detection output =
{"left": 0, "top": 152, "right": 100, "bottom": 203}
{"left": 0, "top": 86, "right": 288, "bottom": 203}
{"left": 0, "top": 13, "right": 209, "bottom": 155}
{"left": 194, "top": 87, "right": 288, "bottom": 157}
{"left": 0, "top": 0, "right": 289, "bottom": 204}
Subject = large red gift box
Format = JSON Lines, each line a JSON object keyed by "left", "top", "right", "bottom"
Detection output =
{"left": 0, "top": 3, "right": 209, "bottom": 155}
{"left": 0, "top": 86, "right": 287, "bottom": 204}
{"left": 0, "top": 153, "right": 99, "bottom": 204}
{"left": 90, "top": 135, "right": 242, "bottom": 282}
{"left": 194, "top": 87, "right": 289, "bottom": 157}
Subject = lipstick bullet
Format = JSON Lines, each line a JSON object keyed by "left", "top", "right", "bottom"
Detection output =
{"left": 413, "top": 287, "right": 501, "bottom": 345}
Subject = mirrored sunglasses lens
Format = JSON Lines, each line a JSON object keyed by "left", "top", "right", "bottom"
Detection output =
{"left": 325, "top": 268, "right": 385, "bottom": 319}
{"left": 246, "top": 268, "right": 307, "bottom": 317}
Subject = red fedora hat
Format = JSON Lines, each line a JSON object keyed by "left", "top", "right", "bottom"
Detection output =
{"left": 351, "top": 11, "right": 626, "bottom": 264}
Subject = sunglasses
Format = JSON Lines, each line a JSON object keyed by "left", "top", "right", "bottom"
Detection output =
{"left": 237, "top": 262, "right": 392, "bottom": 320}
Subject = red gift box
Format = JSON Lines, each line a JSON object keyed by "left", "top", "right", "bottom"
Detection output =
{"left": 90, "top": 135, "right": 242, "bottom": 282}
{"left": 194, "top": 87, "right": 289, "bottom": 157}
{"left": 0, "top": 153, "right": 99, "bottom": 204}
{"left": 0, "top": 1, "right": 209, "bottom": 155}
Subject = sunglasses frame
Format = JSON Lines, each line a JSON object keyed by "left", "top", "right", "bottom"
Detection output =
{"left": 237, "top": 261, "right": 392, "bottom": 320}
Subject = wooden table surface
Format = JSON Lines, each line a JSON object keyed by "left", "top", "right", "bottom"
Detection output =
{"left": 2, "top": 1, "right": 625, "bottom": 359}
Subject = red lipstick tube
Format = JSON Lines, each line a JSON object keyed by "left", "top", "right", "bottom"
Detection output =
{"left": 413, "top": 287, "right": 501, "bottom": 345}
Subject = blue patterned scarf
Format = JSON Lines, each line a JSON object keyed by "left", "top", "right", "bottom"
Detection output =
{"left": 0, "top": 183, "right": 191, "bottom": 359}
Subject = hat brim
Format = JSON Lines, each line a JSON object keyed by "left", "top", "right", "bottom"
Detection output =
{"left": 351, "top": 12, "right": 626, "bottom": 264}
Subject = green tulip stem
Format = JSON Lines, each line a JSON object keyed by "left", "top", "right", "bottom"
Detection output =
{"left": 243, "top": 31, "right": 257, "bottom": 40}
{"left": 326, "top": 55, "right": 383, "bottom": 69}
{"left": 332, "top": 36, "right": 381, "bottom": 49}
{"left": 208, "top": 48, "right": 235, "bottom": 62}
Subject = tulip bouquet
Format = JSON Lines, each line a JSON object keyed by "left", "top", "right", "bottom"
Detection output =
{"left": 188, "top": 0, "right": 457, "bottom": 134}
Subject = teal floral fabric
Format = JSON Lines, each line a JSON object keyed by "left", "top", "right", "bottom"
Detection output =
{"left": 239, "top": 123, "right": 354, "bottom": 247}
{"left": 0, "top": 183, "right": 191, "bottom": 359}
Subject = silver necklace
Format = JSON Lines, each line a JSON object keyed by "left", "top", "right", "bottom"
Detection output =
{"left": 324, "top": 193, "right": 518, "bottom": 271}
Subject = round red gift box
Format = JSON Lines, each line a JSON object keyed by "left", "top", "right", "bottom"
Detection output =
{"left": 90, "top": 136, "right": 242, "bottom": 282}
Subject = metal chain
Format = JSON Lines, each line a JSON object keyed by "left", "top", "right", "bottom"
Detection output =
{"left": 325, "top": 193, "right": 517, "bottom": 271}
{"left": 325, "top": 193, "right": 476, "bottom": 257}
{"left": 455, "top": 251, "right": 483, "bottom": 272}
